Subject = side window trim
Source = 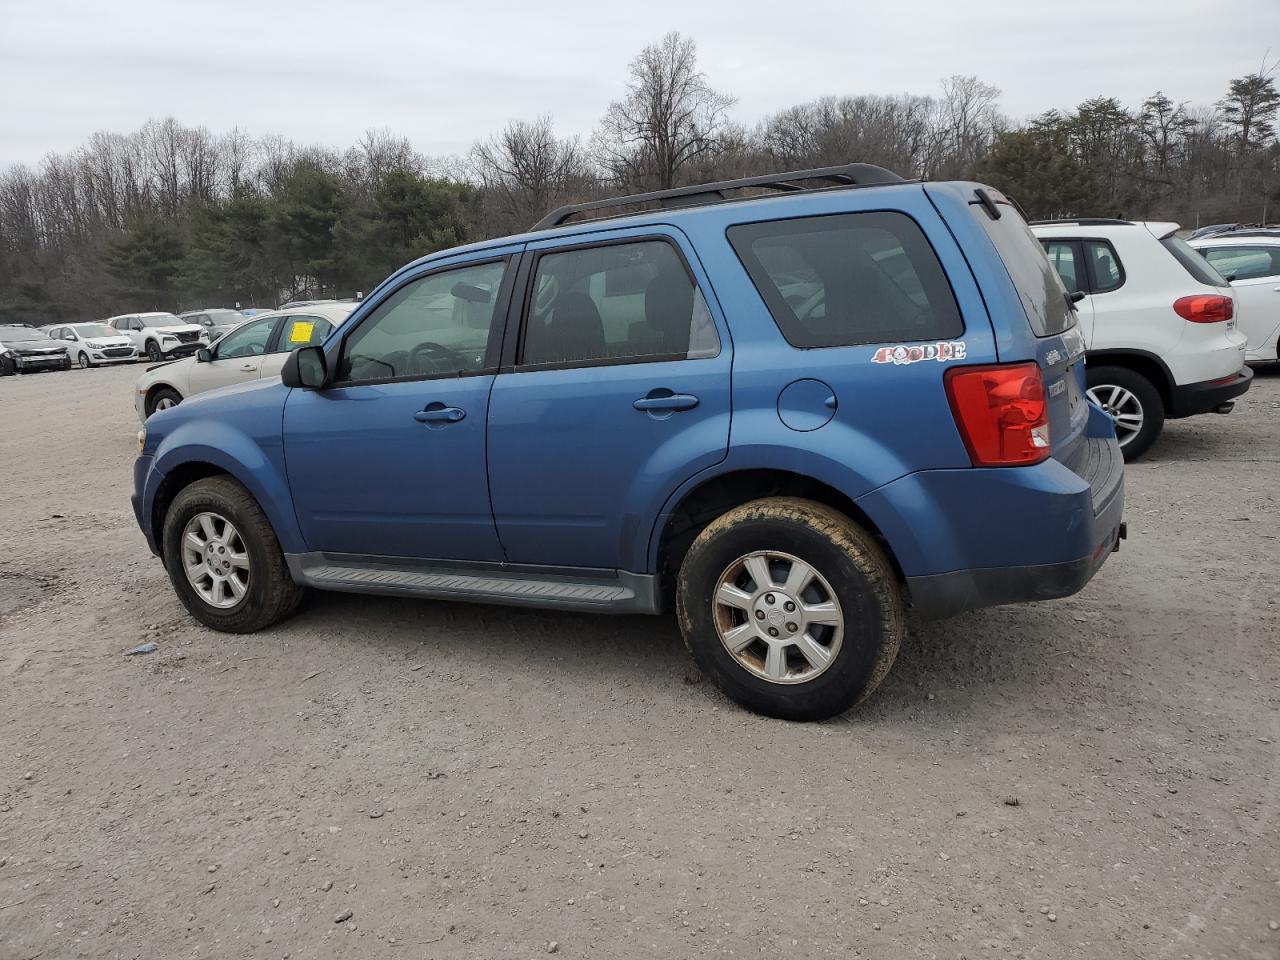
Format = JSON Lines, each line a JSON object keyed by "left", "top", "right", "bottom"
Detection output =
{"left": 270, "top": 314, "right": 329, "bottom": 354}
{"left": 327, "top": 254, "right": 517, "bottom": 389}
{"left": 505, "top": 233, "right": 715, "bottom": 374}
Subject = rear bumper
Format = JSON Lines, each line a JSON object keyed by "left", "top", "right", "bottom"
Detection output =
{"left": 857, "top": 432, "right": 1125, "bottom": 620}
{"left": 907, "top": 522, "right": 1124, "bottom": 619}
{"left": 1167, "top": 367, "right": 1253, "bottom": 418}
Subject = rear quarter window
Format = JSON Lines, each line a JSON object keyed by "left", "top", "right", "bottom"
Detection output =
{"left": 972, "top": 205, "right": 1075, "bottom": 337}
{"left": 1161, "top": 236, "right": 1229, "bottom": 287}
{"left": 726, "top": 211, "right": 963, "bottom": 348}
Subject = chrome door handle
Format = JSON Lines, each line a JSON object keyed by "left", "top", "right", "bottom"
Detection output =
{"left": 633, "top": 393, "right": 699, "bottom": 412}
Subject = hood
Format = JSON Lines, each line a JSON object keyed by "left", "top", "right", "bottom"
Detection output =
{"left": 0, "top": 333, "right": 66, "bottom": 352}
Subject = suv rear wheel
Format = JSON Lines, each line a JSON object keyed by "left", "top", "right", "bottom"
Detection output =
{"left": 161, "top": 476, "right": 304, "bottom": 633}
{"left": 676, "top": 497, "right": 904, "bottom": 721}
{"left": 1086, "top": 365, "right": 1164, "bottom": 462}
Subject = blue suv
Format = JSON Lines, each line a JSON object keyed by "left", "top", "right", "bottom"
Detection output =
{"left": 133, "top": 163, "right": 1125, "bottom": 721}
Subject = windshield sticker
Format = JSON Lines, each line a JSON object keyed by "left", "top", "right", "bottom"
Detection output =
{"left": 871, "top": 341, "right": 967, "bottom": 366}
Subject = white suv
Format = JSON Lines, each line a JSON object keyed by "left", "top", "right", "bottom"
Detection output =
{"left": 1031, "top": 219, "right": 1251, "bottom": 460}
{"left": 1188, "top": 230, "right": 1280, "bottom": 362}
{"left": 107, "top": 312, "right": 209, "bottom": 363}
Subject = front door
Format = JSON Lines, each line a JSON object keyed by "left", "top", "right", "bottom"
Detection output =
{"left": 283, "top": 255, "right": 517, "bottom": 561}
{"left": 186, "top": 315, "right": 278, "bottom": 394}
{"left": 487, "top": 230, "right": 732, "bottom": 571}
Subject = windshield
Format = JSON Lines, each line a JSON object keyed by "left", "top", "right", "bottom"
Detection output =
{"left": 138, "top": 314, "right": 184, "bottom": 328}
{"left": 0, "top": 327, "right": 47, "bottom": 341}
{"left": 73, "top": 323, "right": 116, "bottom": 338}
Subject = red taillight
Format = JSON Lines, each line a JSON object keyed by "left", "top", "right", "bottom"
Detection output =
{"left": 1173, "top": 294, "right": 1233, "bottom": 323}
{"left": 945, "top": 362, "right": 1051, "bottom": 466}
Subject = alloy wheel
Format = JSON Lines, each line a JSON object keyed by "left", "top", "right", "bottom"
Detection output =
{"left": 1087, "top": 383, "right": 1144, "bottom": 447}
{"left": 154, "top": 396, "right": 177, "bottom": 412}
{"left": 78, "top": 353, "right": 90, "bottom": 369}
{"left": 181, "top": 512, "right": 250, "bottom": 609}
{"left": 712, "top": 550, "right": 844, "bottom": 684}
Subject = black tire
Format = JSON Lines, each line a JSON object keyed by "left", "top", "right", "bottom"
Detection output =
{"left": 161, "top": 476, "right": 304, "bottom": 633}
{"left": 78, "top": 351, "right": 92, "bottom": 369}
{"left": 0, "top": 357, "right": 12, "bottom": 377}
{"left": 146, "top": 340, "right": 163, "bottom": 362}
{"left": 146, "top": 386, "right": 182, "bottom": 417}
{"left": 1086, "top": 365, "right": 1164, "bottom": 462}
{"left": 60, "top": 358, "right": 71, "bottom": 371}
{"left": 676, "top": 497, "right": 904, "bottom": 721}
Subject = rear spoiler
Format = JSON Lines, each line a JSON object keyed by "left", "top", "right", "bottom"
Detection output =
{"left": 1141, "top": 221, "right": 1181, "bottom": 240}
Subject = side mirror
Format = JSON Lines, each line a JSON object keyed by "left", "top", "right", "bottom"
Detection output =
{"left": 282, "top": 345, "right": 328, "bottom": 389}
{"left": 195, "top": 347, "right": 212, "bottom": 363}
{"left": 1069, "top": 290, "right": 1086, "bottom": 303}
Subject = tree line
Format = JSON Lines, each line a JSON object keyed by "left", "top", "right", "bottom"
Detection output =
{"left": 1, "top": 33, "right": 1276, "bottom": 325}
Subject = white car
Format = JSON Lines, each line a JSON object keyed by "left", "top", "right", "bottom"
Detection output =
{"left": 42, "top": 322, "right": 137, "bottom": 367}
{"left": 134, "top": 303, "right": 352, "bottom": 420}
{"left": 107, "top": 312, "right": 209, "bottom": 363}
{"left": 1188, "top": 230, "right": 1280, "bottom": 362}
{"left": 1031, "top": 219, "right": 1252, "bottom": 460}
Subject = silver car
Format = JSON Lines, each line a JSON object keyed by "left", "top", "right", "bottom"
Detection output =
{"left": 42, "top": 322, "right": 137, "bottom": 368}
{"left": 180, "top": 308, "right": 252, "bottom": 341}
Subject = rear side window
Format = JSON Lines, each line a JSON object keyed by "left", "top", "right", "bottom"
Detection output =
{"left": 972, "top": 206, "right": 1075, "bottom": 337}
{"left": 1085, "top": 240, "right": 1124, "bottom": 292}
{"left": 1202, "top": 245, "right": 1280, "bottom": 281}
{"left": 1161, "top": 236, "right": 1229, "bottom": 287}
{"left": 521, "top": 240, "right": 719, "bottom": 366}
{"left": 727, "top": 211, "right": 962, "bottom": 348}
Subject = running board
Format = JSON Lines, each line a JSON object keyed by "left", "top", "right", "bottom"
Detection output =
{"left": 286, "top": 553, "right": 660, "bottom": 614}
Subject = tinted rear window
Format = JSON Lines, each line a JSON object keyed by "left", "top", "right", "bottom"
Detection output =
{"left": 727, "top": 211, "right": 963, "bottom": 348}
{"left": 972, "top": 203, "right": 1075, "bottom": 337}
{"left": 1161, "top": 236, "right": 1229, "bottom": 287}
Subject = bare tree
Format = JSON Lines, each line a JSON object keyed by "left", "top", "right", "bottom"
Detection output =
{"left": 592, "top": 32, "right": 736, "bottom": 190}
{"left": 471, "top": 116, "right": 588, "bottom": 230}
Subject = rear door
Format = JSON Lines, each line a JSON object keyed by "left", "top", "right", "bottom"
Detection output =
{"left": 486, "top": 227, "right": 731, "bottom": 571}
{"left": 258, "top": 313, "right": 336, "bottom": 379}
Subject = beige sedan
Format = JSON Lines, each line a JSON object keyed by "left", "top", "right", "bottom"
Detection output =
{"left": 133, "top": 302, "right": 354, "bottom": 420}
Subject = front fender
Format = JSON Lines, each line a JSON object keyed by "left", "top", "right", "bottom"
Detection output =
{"left": 147, "top": 419, "right": 305, "bottom": 554}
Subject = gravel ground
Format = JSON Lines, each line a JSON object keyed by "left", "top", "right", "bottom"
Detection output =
{"left": 1, "top": 362, "right": 1278, "bottom": 960}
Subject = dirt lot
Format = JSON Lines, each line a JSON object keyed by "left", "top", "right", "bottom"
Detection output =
{"left": 1, "top": 363, "right": 1278, "bottom": 960}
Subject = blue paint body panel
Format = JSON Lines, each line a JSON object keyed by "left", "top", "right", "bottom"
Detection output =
{"left": 133, "top": 178, "right": 1124, "bottom": 618}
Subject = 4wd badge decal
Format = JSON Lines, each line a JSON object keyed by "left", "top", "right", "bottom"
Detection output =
{"left": 871, "top": 341, "right": 967, "bottom": 366}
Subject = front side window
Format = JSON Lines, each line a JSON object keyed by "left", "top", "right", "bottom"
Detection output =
{"left": 729, "top": 211, "right": 964, "bottom": 348}
{"left": 521, "top": 240, "right": 718, "bottom": 367}
{"left": 1042, "top": 240, "right": 1082, "bottom": 293}
{"left": 337, "top": 260, "right": 506, "bottom": 384}
{"left": 278, "top": 314, "right": 334, "bottom": 353}
{"left": 215, "top": 318, "right": 275, "bottom": 359}
{"left": 1203, "top": 245, "right": 1279, "bottom": 281}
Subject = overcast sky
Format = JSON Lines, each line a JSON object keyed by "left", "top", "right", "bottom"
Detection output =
{"left": 1, "top": 0, "right": 1276, "bottom": 169}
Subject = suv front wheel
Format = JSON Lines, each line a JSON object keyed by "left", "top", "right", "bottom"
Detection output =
{"left": 676, "top": 497, "right": 904, "bottom": 721}
{"left": 162, "top": 476, "right": 304, "bottom": 632}
{"left": 1086, "top": 365, "right": 1164, "bottom": 462}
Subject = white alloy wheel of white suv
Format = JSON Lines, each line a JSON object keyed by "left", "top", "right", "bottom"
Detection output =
{"left": 1188, "top": 232, "right": 1280, "bottom": 362}
{"left": 1030, "top": 219, "right": 1251, "bottom": 461}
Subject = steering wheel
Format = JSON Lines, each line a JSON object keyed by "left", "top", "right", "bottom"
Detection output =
{"left": 409, "top": 341, "right": 467, "bottom": 375}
